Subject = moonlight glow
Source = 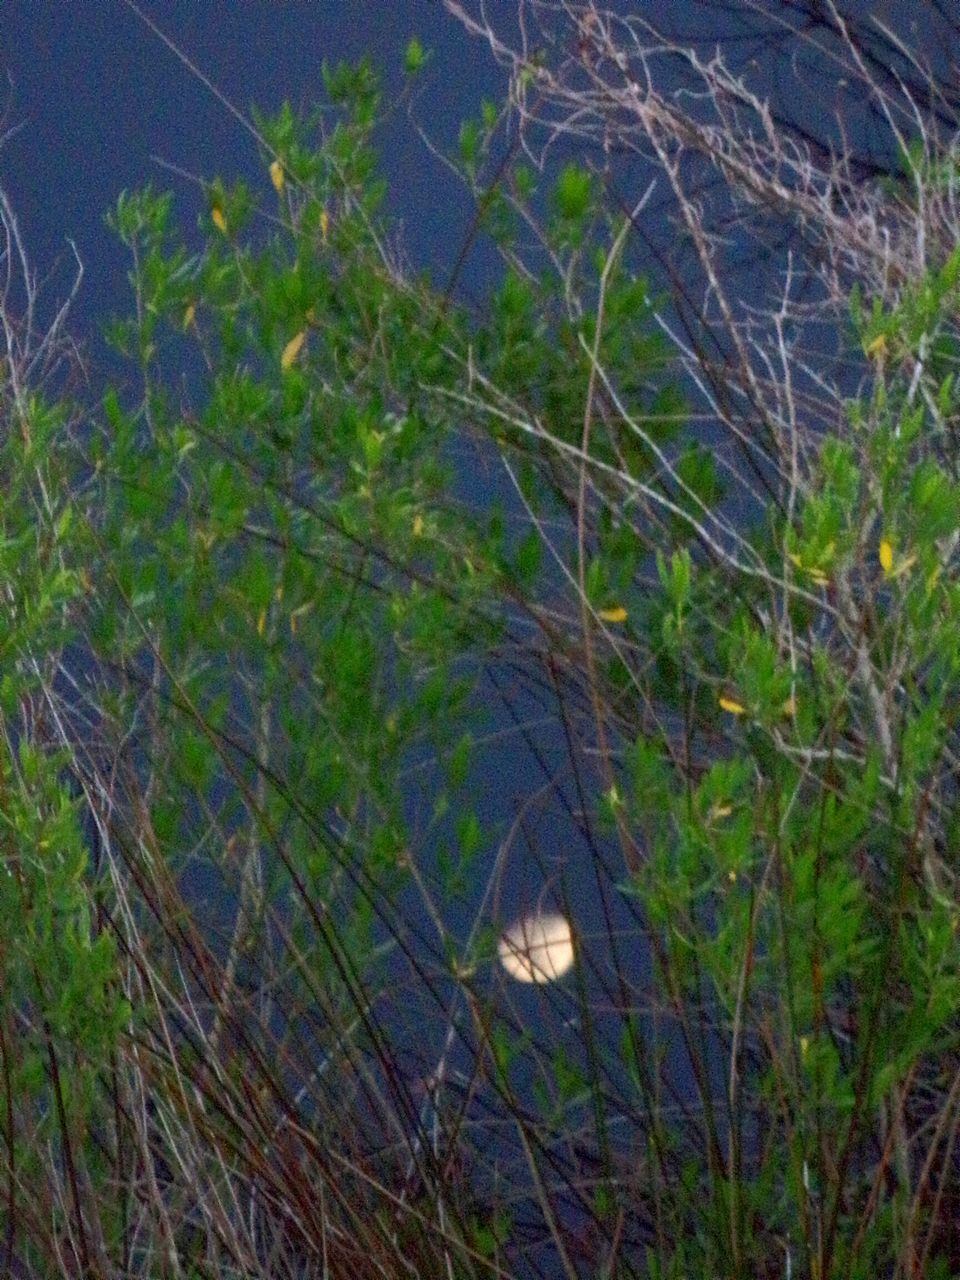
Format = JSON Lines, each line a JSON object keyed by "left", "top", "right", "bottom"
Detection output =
{"left": 497, "top": 913, "right": 575, "bottom": 984}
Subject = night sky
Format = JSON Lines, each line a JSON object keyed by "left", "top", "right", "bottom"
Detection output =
{"left": 1, "top": 2, "right": 950, "bottom": 361}
{"left": 0, "top": 1, "right": 505, "bottom": 359}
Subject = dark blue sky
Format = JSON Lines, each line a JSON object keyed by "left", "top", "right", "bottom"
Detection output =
{"left": 0, "top": 0, "right": 507, "bottom": 354}
{"left": 2, "top": 0, "right": 933, "bottom": 339}
{"left": 1, "top": 0, "right": 951, "bottom": 347}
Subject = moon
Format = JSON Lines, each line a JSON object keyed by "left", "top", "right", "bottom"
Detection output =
{"left": 497, "top": 913, "right": 575, "bottom": 984}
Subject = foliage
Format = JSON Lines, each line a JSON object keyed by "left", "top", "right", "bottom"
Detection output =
{"left": 4, "top": 7, "right": 960, "bottom": 1279}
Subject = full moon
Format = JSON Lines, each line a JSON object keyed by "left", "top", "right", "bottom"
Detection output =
{"left": 497, "top": 913, "right": 575, "bottom": 984}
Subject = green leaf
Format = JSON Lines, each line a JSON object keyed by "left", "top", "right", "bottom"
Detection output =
{"left": 459, "top": 118, "right": 481, "bottom": 169}
{"left": 448, "top": 732, "right": 473, "bottom": 789}
{"left": 554, "top": 164, "right": 593, "bottom": 219}
{"left": 457, "top": 810, "right": 482, "bottom": 861}
{"left": 514, "top": 528, "right": 542, "bottom": 582}
{"left": 403, "top": 36, "right": 429, "bottom": 76}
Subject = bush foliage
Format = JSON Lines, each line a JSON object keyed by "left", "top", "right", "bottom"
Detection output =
{"left": 4, "top": 7, "right": 960, "bottom": 1277}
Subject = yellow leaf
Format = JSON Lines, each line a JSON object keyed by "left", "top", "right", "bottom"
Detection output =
{"left": 781, "top": 695, "right": 797, "bottom": 717}
{"left": 269, "top": 159, "right": 285, "bottom": 193}
{"left": 281, "top": 330, "right": 306, "bottom": 370}
{"left": 412, "top": 513, "right": 425, "bottom": 537}
{"left": 598, "top": 605, "right": 628, "bottom": 623}
{"left": 719, "top": 696, "right": 746, "bottom": 715}
{"left": 319, "top": 208, "right": 330, "bottom": 243}
{"left": 288, "top": 602, "right": 313, "bottom": 636}
{"left": 709, "top": 802, "right": 733, "bottom": 822}
{"left": 211, "top": 206, "right": 227, "bottom": 234}
{"left": 879, "top": 538, "right": 894, "bottom": 575}
{"left": 256, "top": 608, "right": 267, "bottom": 637}
{"left": 866, "top": 333, "right": 887, "bottom": 360}
{"left": 789, "top": 550, "right": 829, "bottom": 583}
{"left": 800, "top": 1035, "right": 810, "bottom": 1059}
{"left": 182, "top": 303, "right": 196, "bottom": 330}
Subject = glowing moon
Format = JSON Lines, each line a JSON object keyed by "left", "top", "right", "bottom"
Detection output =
{"left": 497, "top": 913, "right": 575, "bottom": 984}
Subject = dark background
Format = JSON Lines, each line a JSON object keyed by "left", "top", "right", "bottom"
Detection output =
{"left": 0, "top": 0, "right": 506, "bottom": 364}
{"left": 3, "top": 1, "right": 953, "bottom": 363}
